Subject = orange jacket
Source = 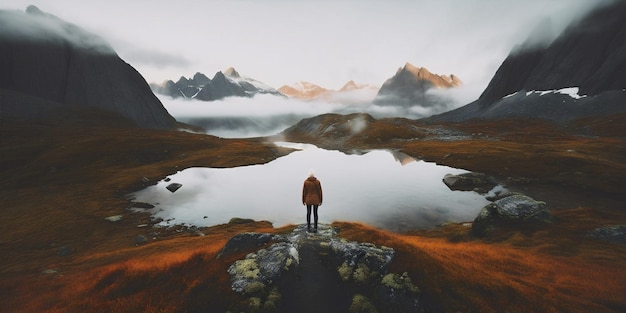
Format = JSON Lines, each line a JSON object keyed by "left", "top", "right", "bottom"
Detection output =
{"left": 302, "top": 177, "right": 323, "bottom": 205}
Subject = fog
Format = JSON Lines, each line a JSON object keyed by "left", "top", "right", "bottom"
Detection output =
{"left": 0, "top": 6, "right": 115, "bottom": 54}
{"left": 160, "top": 84, "right": 478, "bottom": 138}
{"left": 2, "top": 0, "right": 611, "bottom": 91}
{"left": 130, "top": 143, "right": 492, "bottom": 232}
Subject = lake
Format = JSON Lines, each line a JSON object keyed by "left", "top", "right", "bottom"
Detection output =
{"left": 129, "top": 142, "right": 492, "bottom": 232}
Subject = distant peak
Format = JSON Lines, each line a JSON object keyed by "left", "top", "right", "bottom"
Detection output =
{"left": 224, "top": 67, "right": 241, "bottom": 78}
{"left": 25, "top": 5, "right": 44, "bottom": 15}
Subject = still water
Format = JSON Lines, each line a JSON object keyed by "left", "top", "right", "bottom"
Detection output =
{"left": 130, "top": 143, "right": 491, "bottom": 232}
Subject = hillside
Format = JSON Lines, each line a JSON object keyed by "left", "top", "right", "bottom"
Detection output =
{"left": 0, "top": 6, "right": 176, "bottom": 129}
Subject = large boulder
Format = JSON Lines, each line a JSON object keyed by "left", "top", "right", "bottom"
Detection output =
{"left": 472, "top": 194, "right": 551, "bottom": 237}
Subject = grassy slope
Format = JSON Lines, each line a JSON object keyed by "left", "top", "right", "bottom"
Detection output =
{"left": 1, "top": 115, "right": 625, "bottom": 312}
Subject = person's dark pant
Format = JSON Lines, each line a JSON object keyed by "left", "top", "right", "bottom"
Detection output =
{"left": 306, "top": 204, "right": 318, "bottom": 230}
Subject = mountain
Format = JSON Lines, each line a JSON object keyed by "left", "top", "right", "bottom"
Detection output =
{"left": 150, "top": 67, "right": 283, "bottom": 101}
{"left": 278, "top": 80, "right": 378, "bottom": 101}
{"left": 428, "top": 1, "right": 626, "bottom": 122}
{"left": 373, "top": 63, "right": 462, "bottom": 108}
{"left": 278, "top": 81, "right": 330, "bottom": 100}
{"left": 0, "top": 6, "right": 177, "bottom": 129}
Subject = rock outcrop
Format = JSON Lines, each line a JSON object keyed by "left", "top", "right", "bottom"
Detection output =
{"left": 224, "top": 224, "right": 422, "bottom": 313}
{"left": 443, "top": 172, "right": 499, "bottom": 194}
{"left": 472, "top": 194, "right": 551, "bottom": 237}
{"left": 0, "top": 6, "right": 177, "bottom": 129}
{"left": 429, "top": 1, "right": 626, "bottom": 122}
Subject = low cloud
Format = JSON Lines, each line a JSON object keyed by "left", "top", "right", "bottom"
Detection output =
{"left": 0, "top": 6, "right": 115, "bottom": 54}
{"left": 160, "top": 85, "right": 476, "bottom": 138}
{"left": 112, "top": 39, "right": 191, "bottom": 69}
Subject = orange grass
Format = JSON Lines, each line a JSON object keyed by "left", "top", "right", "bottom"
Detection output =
{"left": 333, "top": 221, "right": 626, "bottom": 313}
{"left": 3, "top": 222, "right": 279, "bottom": 313}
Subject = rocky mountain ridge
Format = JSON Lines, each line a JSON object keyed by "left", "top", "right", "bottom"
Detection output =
{"left": 150, "top": 67, "right": 283, "bottom": 101}
{"left": 373, "top": 63, "right": 462, "bottom": 108}
{"left": 0, "top": 5, "right": 176, "bottom": 129}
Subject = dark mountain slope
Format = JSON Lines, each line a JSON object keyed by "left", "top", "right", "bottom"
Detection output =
{"left": 429, "top": 1, "right": 626, "bottom": 122}
{"left": 0, "top": 6, "right": 176, "bottom": 129}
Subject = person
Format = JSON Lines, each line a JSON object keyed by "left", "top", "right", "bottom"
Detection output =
{"left": 302, "top": 169, "right": 323, "bottom": 233}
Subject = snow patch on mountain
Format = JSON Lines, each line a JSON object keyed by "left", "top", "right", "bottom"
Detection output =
{"left": 504, "top": 87, "right": 588, "bottom": 100}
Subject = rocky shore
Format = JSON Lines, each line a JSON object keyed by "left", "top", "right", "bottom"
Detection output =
{"left": 223, "top": 224, "right": 421, "bottom": 313}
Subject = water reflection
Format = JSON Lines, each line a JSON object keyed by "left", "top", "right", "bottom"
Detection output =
{"left": 130, "top": 143, "right": 490, "bottom": 232}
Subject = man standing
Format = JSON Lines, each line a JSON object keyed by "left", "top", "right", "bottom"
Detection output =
{"left": 302, "top": 169, "right": 323, "bottom": 233}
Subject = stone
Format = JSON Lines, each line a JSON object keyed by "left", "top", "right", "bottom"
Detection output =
{"left": 349, "top": 294, "right": 379, "bottom": 313}
{"left": 57, "top": 245, "right": 74, "bottom": 256}
{"left": 228, "top": 217, "right": 256, "bottom": 224}
{"left": 104, "top": 215, "right": 123, "bottom": 222}
{"left": 443, "top": 172, "right": 498, "bottom": 194}
{"left": 134, "top": 235, "right": 148, "bottom": 246}
{"left": 472, "top": 194, "right": 551, "bottom": 237}
{"left": 166, "top": 183, "right": 182, "bottom": 193}
{"left": 588, "top": 225, "right": 626, "bottom": 244}
{"left": 217, "top": 232, "right": 280, "bottom": 259}
{"left": 224, "top": 224, "right": 421, "bottom": 312}
{"left": 375, "top": 272, "right": 421, "bottom": 313}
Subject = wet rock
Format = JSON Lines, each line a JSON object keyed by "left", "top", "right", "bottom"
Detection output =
{"left": 218, "top": 232, "right": 281, "bottom": 259}
{"left": 588, "top": 225, "right": 626, "bottom": 244}
{"left": 330, "top": 240, "right": 395, "bottom": 285}
{"left": 485, "top": 190, "right": 523, "bottom": 201}
{"left": 443, "top": 172, "right": 498, "bottom": 194}
{"left": 166, "top": 183, "right": 182, "bottom": 193}
{"left": 225, "top": 224, "right": 421, "bottom": 312}
{"left": 135, "top": 234, "right": 148, "bottom": 246}
{"left": 41, "top": 269, "right": 59, "bottom": 275}
{"left": 130, "top": 202, "right": 155, "bottom": 209}
{"left": 350, "top": 294, "right": 378, "bottom": 313}
{"left": 57, "top": 245, "right": 74, "bottom": 256}
{"left": 228, "top": 217, "right": 256, "bottom": 224}
{"left": 375, "top": 272, "right": 421, "bottom": 313}
{"left": 228, "top": 241, "right": 299, "bottom": 297}
{"left": 104, "top": 215, "right": 123, "bottom": 222}
{"left": 472, "top": 194, "right": 551, "bottom": 237}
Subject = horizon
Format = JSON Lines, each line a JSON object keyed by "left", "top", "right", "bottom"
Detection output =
{"left": 1, "top": 0, "right": 607, "bottom": 98}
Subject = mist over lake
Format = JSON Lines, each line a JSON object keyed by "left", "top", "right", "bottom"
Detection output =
{"left": 130, "top": 143, "right": 492, "bottom": 232}
{"left": 158, "top": 89, "right": 476, "bottom": 138}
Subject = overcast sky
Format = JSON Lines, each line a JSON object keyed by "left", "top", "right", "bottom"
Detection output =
{"left": 2, "top": 0, "right": 606, "bottom": 92}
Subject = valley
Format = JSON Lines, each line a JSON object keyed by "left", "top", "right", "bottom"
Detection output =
{"left": 1, "top": 114, "right": 624, "bottom": 312}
